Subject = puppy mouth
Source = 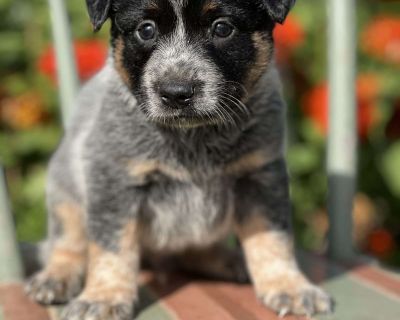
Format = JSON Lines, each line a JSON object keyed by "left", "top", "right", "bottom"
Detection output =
{"left": 146, "top": 104, "right": 249, "bottom": 129}
{"left": 140, "top": 88, "right": 249, "bottom": 129}
{"left": 145, "top": 108, "right": 218, "bottom": 128}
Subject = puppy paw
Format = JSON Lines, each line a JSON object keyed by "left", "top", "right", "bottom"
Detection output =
{"left": 25, "top": 270, "right": 83, "bottom": 304}
{"left": 61, "top": 299, "right": 134, "bottom": 320}
{"left": 258, "top": 279, "right": 334, "bottom": 317}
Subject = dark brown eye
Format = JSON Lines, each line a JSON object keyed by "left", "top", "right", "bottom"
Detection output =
{"left": 212, "top": 20, "right": 234, "bottom": 38}
{"left": 137, "top": 21, "right": 157, "bottom": 41}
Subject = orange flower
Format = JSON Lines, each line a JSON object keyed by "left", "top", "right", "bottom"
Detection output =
{"left": 303, "top": 83, "right": 328, "bottom": 133}
{"left": 274, "top": 14, "right": 305, "bottom": 61}
{"left": 0, "top": 93, "right": 47, "bottom": 130}
{"left": 367, "top": 228, "right": 395, "bottom": 258}
{"left": 361, "top": 16, "right": 400, "bottom": 65}
{"left": 303, "top": 74, "right": 380, "bottom": 140}
{"left": 357, "top": 73, "right": 380, "bottom": 102}
{"left": 38, "top": 40, "right": 108, "bottom": 83}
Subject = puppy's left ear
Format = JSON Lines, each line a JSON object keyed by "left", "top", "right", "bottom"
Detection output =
{"left": 262, "top": 0, "right": 296, "bottom": 24}
{"left": 86, "top": 0, "right": 112, "bottom": 32}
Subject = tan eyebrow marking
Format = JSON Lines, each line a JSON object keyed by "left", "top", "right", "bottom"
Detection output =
{"left": 148, "top": 0, "right": 160, "bottom": 10}
{"left": 202, "top": 1, "right": 218, "bottom": 14}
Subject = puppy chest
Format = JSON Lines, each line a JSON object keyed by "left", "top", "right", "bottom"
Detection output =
{"left": 140, "top": 179, "right": 234, "bottom": 252}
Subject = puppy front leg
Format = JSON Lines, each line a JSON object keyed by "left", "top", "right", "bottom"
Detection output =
{"left": 25, "top": 201, "right": 87, "bottom": 304}
{"left": 63, "top": 232, "right": 139, "bottom": 320}
{"left": 234, "top": 159, "right": 333, "bottom": 317}
{"left": 62, "top": 166, "right": 141, "bottom": 320}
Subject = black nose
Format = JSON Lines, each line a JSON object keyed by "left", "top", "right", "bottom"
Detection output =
{"left": 159, "top": 82, "right": 195, "bottom": 108}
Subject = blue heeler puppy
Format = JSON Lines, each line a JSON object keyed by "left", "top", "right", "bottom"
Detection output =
{"left": 25, "top": 0, "right": 333, "bottom": 319}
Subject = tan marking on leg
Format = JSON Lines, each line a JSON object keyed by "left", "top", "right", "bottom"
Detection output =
{"left": 47, "top": 249, "right": 86, "bottom": 278}
{"left": 54, "top": 202, "right": 86, "bottom": 251}
{"left": 126, "top": 159, "right": 191, "bottom": 182}
{"left": 235, "top": 212, "right": 333, "bottom": 316}
{"left": 225, "top": 150, "right": 278, "bottom": 176}
{"left": 25, "top": 202, "right": 87, "bottom": 304}
{"left": 80, "top": 221, "right": 140, "bottom": 304}
{"left": 245, "top": 32, "right": 272, "bottom": 91}
{"left": 47, "top": 202, "right": 87, "bottom": 276}
{"left": 236, "top": 213, "right": 304, "bottom": 293}
{"left": 114, "top": 37, "right": 131, "bottom": 86}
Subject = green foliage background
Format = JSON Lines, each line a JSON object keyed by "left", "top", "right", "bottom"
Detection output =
{"left": 0, "top": 0, "right": 108, "bottom": 241}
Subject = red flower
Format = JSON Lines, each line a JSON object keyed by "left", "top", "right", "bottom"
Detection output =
{"left": 303, "top": 74, "right": 379, "bottom": 140}
{"left": 367, "top": 228, "right": 395, "bottom": 258}
{"left": 361, "top": 16, "right": 400, "bottom": 66}
{"left": 38, "top": 40, "right": 108, "bottom": 83}
{"left": 274, "top": 14, "right": 305, "bottom": 61}
{"left": 303, "top": 84, "right": 328, "bottom": 133}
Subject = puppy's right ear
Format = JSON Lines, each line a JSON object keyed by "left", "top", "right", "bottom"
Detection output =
{"left": 86, "top": 0, "right": 112, "bottom": 32}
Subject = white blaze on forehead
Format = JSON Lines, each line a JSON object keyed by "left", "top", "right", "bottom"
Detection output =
{"left": 168, "top": 0, "right": 187, "bottom": 41}
{"left": 148, "top": 0, "right": 197, "bottom": 70}
{"left": 142, "top": 0, "right": 222, "bottom": 117}
{"left": 169, "top": 0, "right": 189, "bottom": 9}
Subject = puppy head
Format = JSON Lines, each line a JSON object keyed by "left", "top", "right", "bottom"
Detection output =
{"left": 86, "top": 0, "right": 296, "bottom": 128}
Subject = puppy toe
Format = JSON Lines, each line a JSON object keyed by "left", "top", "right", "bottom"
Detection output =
{"left": 264, "top": 293, "right": 293, "bottom": 317}
{"left": 62, "top": 299, "right": 134, "bottom": 320}
{"left": 260, "top": 281, "right": 334, "bottom": 317}
{"left": 310, "top": 286, "right": 335, "bottom": 314}
{"left": 61, "top": 299, "right": 90, "bottom": 320}
{"left": 25, "top": 270, "right": 82, "bottom": 304}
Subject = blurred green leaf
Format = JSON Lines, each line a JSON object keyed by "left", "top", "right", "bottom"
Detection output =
{"left": 0, "top": 125, "right": 61, "bottom": 167}
{"left": 0, "top": 31, "right": 24, "bottom": 67}
{"left": 288, "top": 145, "right": 319, "bottom": 174}
{"left": 12, "top": 166, "right": 47, "bottom": 242}
{"left": 381, "top": 142, "right": 400, "bottom": 197}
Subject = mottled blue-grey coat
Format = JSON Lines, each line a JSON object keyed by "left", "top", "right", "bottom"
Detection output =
{"left": 25, "top": 0, "right": 333, "bottom": 319}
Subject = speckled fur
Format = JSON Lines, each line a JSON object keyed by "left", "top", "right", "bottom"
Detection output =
{"left": 26, "top": 0, "right": 333, "bottom": 319}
